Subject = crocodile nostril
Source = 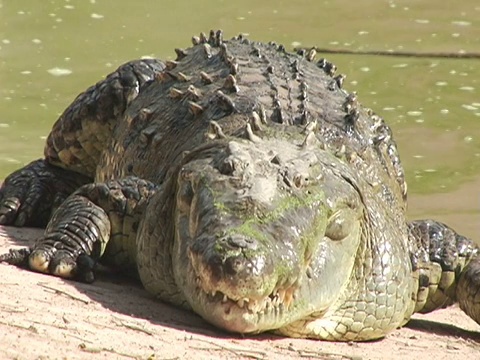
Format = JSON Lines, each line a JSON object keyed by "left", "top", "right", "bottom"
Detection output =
{"left": 224, "top": 256, "right": 246, "bottom": 275}
{"left": 226, "top": 235, "right": 258, "bottom": 250}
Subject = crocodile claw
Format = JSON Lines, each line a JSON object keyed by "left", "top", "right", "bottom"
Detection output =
{"left": 0, "top": 247, "right": 32, "bottom": 267}
{"left": 0, "top": 246, "right": 95, "bottom": 283}
{"left": 27, "top": 247, "right": 96, "bottom": 284}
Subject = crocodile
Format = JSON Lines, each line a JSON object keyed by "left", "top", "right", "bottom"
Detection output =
{"left": 0, "top": 30, "right": 479, "bottom": 341}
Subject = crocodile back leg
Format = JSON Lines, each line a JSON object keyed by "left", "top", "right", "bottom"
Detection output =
{"left": 408, "top": 219, "right": 479, "bottom": 323}
{"left": 0, "top": 59, "right": 164, "bottom": 227}
{"left": 457, "top": 256, "right": 480, "bottom": 324}
{"left": 44, "top": 59, "right": 165, "bottom": 177}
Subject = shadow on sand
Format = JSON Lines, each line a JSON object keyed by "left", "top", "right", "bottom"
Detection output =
{"left": 0, "top": 224, "right": 283, "bottom": 343}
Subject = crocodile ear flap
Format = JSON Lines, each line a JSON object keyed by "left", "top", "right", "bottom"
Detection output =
{"left": 325, "top": 208, "right": 358, "bottom": 241}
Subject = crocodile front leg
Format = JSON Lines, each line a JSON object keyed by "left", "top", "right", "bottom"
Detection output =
{"left": 408, "top": 219, "right": 480, "bottom": 324}
{"left": 0, "top": 177, "right": 157, "bottom": 282}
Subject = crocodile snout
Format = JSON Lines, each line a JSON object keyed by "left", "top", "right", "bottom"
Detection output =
{"left": 187, "top": 233, "right": 273, "bottom": 301}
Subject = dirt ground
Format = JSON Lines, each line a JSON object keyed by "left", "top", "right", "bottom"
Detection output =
{"left": 0, "top": 225, "right": 479, "bottom": 360}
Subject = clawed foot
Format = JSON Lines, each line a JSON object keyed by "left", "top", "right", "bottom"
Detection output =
{"left": 0, "top": 247, "right": 31, "bottom": 267}
{"left": 0, "top": 245, "right": 96, "bottom": 283}
{"left": 0, "top": 160, "right": 52, "bottom": 226}
{"left": 0, "top": 159, "right": 90, "bottom": 227}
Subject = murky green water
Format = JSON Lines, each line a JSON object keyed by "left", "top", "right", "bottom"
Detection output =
{"left": 1, "top": 0, "right": 479, "bottom": 237}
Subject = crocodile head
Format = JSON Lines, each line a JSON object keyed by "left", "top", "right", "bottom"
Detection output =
{"left": 172, "top": 136, "right": 365, "bottom": 333}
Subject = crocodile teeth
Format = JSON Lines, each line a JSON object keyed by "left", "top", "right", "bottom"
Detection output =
{"left": 247, "top": 299, "right": 266, "bottom": 313}
{"left": 237, "top": 298, "right": 249, "bottom": 308}
{"left": 264, "top": 297, "right": 272, "bottom": 309}
{"left": 284, "top": 289, "right": 295, "bottom": 309}
{"left": 196, "top": 288, "right": 297, "bottom": 312}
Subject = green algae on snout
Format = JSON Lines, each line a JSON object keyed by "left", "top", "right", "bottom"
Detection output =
{"left": 210, "top": 189, "right": 328, "bottom": 280}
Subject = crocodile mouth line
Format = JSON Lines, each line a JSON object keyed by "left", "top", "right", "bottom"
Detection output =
{"left": 195, "top": 277, "right": 297, "bottom": 314}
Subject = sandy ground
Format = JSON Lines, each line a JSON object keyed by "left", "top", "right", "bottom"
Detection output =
{"left": 0, "top": 225, "right": 479, "bottom": 360}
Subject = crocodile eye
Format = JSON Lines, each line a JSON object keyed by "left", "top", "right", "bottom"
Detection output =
{"left": 325, "top": 208, "right": 357, "bottom": 241}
